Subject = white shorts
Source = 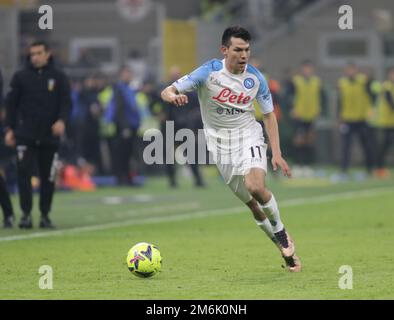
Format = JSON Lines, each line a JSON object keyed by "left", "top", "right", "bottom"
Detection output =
{"left": 213, "top": 123, "right": 268, "bottom": 203}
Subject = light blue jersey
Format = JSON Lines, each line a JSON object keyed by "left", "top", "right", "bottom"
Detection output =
{"left": 173, "top": 59, "right": 273, "bottom": 134}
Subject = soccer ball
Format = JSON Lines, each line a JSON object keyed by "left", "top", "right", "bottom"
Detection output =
{"left": 126, "top": 242, "right": 162, "bottom": 278}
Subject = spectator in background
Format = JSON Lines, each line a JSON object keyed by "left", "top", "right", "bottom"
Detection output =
{"left": 288, "top": 60, "right": 326, "bottom": 174}
{"left": 66, "top": 79, "right": 84, "bottom": 164}
{"left": 133, "top": 77, "right": 162, "bottom": 181}
{"left": 200, "top": 0, "right": 232, "bottom": 23}
{"left": 104, "top": 66, "right": 141, "bottom": 185}
{"left": 4, "top": 41, "right": 71, "bottom": 229}
{"left": 250, "top": 58, "right": 282, "bottom": 127}
{"left": 126, "top": 49, "right": 147, "bottom": 89}
{"left": 336, "top": 62, "right": 375, "bottom": 180}
{"left": 0, "top": 67, "right": 15, "bottom": 228}
{"left": 360, "top": 67, "right": 381, "bottom": 170}
{"left": 280, "top": 67, "right": 296, "bottom": 113}
{"left": 78, "top": 74, "right": 103, "bottom": 174}
{"left": 0, "top": 66, "right": 2, "bottom": 96}
{"left": 137, "top": 77, "right": 164, "bottom": 132}
{"left": 375, "top": 67, "right": 394, "bottom": 178}
{"left": 75, "top": 48, "right": 99, "bottom": 70}
{"left": 56, "top": 78, "right": 96, "bottom": 192}
{"left": 279, "top": 67, "right": 297, "bottom": 154}
{"left": 97, "top": 73, "right": 116, "bottom": 175}
{"left": 161, "top": 66, "right": 205, "bottom": 188}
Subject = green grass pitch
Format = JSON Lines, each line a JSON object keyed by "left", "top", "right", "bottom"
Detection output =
{"left": 0, "top": 167, "right": 393, "bottom": 299}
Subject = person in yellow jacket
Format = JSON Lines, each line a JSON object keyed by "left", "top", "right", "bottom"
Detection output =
{"left": 375, "top": 67, "right": 394, "bottom": 177}
{"left": 250, "top": 59, "right": 282, "bottom": 125}
{"left": 337, "top": 63, "right": 376, "bottom": 175}
{"left": 289, "top": 60, "right": 326, "bottom": 167}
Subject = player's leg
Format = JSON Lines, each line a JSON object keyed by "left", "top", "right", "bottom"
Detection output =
{"left": 378, "top": 128, "right": 394, "bottom": 169}
{"left": 358, "top": 122, "right": 375, "bottom": 174}
{"left": 246, "top": 197, "right": 280, "bottom": 246}
{"left": 244, "top": 168, "right": 301, "bottom": 272}
{"left": 0, "top": 173, "right": 15, "bottom": 228}
{"left": 340, "top": 122, "right": 353, "bottom": 174}
{"left": 37, "top": 145, "right": 58, "bottom": 228}
{"left": 15, "top": 143, "right": 35, "bottom": 229}
{"left": 304, "top": 122, "right": 316, "bottom": 166}
{"left": 244, "top": 168, "right": 284, "bottom": 233}
{"left": 298, "top": 123, "right": 310, "bottom": 167}
{"left": 292, "top": 120, "right": 305, "bottom": 166}
{"left": 222, "top": 166, "right": 301, "bottom": 271}
{"left": 216, "top": 163, "right": 277, "bottom": 245}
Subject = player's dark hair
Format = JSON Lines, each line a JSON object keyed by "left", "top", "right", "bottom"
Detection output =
{"left": 119, "top": 65, "right": 132, "bottom": 74}
{"left": 346, "top": 61, "right": 357, "bottom": 68}
{"left": 301, "top": 59, "right": 313, "bottom": 66}
{"left": 30, "top": 40, "right": 50, "bottom": 51}
{"left": 221, "top": 26, "right": 251, "bottom": 47}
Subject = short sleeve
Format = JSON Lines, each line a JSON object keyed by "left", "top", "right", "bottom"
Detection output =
{"left": 172, "top": 60, "right": 216, "bottom": 93}
{"left": 247, "top": 65, "right": 274, "bottom": 114}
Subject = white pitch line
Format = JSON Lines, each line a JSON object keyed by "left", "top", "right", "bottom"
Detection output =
{"left": 85, "top": 201, "right": 200, "bottom": 220}
{"left": 0, "top": 202, "right": 200, "bottom": 242}
{"left": 0, "top": 186, "right": 393, "bottom": 242}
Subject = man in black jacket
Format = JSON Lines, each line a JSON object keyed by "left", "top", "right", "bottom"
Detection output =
{"left": 4, "top": 41, "right": 71, "bottom": 229}
{"left": 0, "top": 67, "right": 16, "bottom": 228}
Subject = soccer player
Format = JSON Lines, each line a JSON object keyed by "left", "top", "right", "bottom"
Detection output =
{"left": 161, "top": 26, "right": 301, "bottom": 272}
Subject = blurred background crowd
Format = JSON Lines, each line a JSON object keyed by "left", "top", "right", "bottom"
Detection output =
{"left": 0, "top": 0, "right": 393, "bottom": 193}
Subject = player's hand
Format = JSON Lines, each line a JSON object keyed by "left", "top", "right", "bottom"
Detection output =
{"left": 170, "top": 94, "right": 188, "bottom": 107}
{"left": 271, "top": 154, "right": 292, "bottom": 178}
{"left": 52, "top": 120, "right": 65, "bottom": 137}
{"left": 5, "top": 129, "right": 15, "bottom": 147}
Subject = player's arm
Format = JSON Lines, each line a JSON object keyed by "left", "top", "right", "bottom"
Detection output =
{"left": 161, "top": 61, "right": 211, "bottom": 107}
{"left": 263, "top": 112, "right": 291, "bottom": 178}
{"left": 161, "top": 85, "right": 188, "bottom": 107}
{"left": 385, "top": 89, "right": 394, "bottom": 111}
{"left": 255, "top": 70, "right": 291, "bottom": 178}
{"left": 4, "top": 72, "right": 22, "bottom": 147}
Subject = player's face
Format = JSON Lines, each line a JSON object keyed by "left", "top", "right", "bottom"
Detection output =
{"left": 345, "top": 65, "right": 358, "bottom": 78}
{"left": 301, "top": 64, "right": 314, "bottom": 77}
{"left": 120, "top": 69, "right": 133, "bottom": 83}
{"left": 221, "top": 37, "right": 250, "bottom": 74}
{"left": 30, "top": 45, "right": 51, "bottom": 68}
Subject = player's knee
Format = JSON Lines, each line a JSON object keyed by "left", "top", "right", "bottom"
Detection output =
{"left": 245, "top": 181, "right": 265, "bottom": 197}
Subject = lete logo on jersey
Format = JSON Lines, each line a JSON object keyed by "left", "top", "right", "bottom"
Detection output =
{"left": 212, "top": 88, "right": 251, "bottom": 105}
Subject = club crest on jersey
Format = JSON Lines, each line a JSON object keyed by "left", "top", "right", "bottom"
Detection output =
{"left": 244, "top": 78, "right": 255, "bottom": 89}
{"left": 48, "top": 78, "right": 55, "bottom": 91}
{"left": 16, "top": 145, "right": 27, "bottom": 161}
